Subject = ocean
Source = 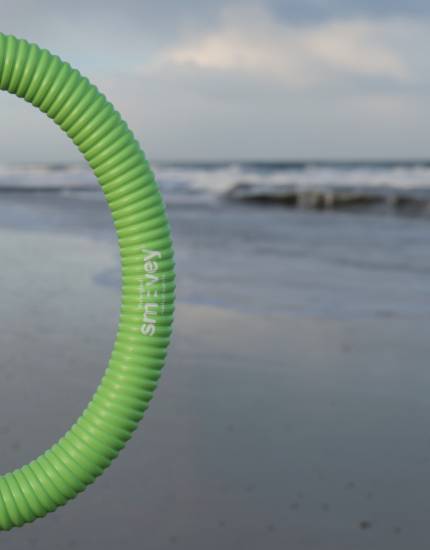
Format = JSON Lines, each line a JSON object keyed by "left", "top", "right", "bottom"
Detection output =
{"left": 1, "top": 160, "right": 430, "bottom": 549}
{"left": 4, "top": 160, "right": 430, "bottom": 209}
{"left": 1, "top": 160, "right": 430, "bottom": 320}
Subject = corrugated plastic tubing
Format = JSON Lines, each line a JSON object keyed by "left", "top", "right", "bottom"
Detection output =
{"left": 0, "top": 33, "right": 175, "bottom": 530}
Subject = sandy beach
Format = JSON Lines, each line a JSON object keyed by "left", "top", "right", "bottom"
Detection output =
{"left": 0, "top": 189, "right": 430, "bottom": 549}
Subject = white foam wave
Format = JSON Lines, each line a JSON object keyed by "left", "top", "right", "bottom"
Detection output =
{"left": 154, "top": 162, "right": 430, "bottom": 195}
{"left": 2, "top": 161, "right": 430, "bottom": 200}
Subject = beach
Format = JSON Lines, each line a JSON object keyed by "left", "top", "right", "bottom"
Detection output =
{"left": 1, "top": 162, "right": 430, "bottom": 548}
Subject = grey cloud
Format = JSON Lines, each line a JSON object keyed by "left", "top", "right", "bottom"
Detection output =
{"left": 1, "top": 1, "right": 430, "bottom": 162}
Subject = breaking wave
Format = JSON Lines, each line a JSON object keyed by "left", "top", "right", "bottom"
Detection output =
{"left": 3, "top": 160, "right": 430, "bottom": 212}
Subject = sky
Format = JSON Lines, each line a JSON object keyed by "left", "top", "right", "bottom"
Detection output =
{"left": 1, "top": 0, "right": 430, "bottom": 162}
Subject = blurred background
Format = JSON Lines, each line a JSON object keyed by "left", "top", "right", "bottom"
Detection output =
{"left": 2, "top": 1, "right": 430, "bottom": 549}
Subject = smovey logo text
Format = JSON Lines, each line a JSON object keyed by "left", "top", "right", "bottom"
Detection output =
{"left": 139, "top": 248, "right": 163, "bottom": 337}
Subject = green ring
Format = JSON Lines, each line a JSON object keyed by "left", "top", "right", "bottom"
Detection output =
{"left": 0, "top": 33, "right": 175, "bottom": 530}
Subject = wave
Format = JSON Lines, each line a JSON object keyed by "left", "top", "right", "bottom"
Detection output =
{"left": 0, "top": 163, "right": 97, "bottom": 191}
{"left": 3, "top": 161, "right": 430, "bottom": 213}
{"left": 224, "top": 182, "right": 430, "bottom": 212}
{"left": 155, "top": 161, "right": 430, "bottom": 213}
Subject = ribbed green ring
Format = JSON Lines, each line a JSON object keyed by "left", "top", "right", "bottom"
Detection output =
{"left": 0, "top": 33, "right": 175, "bottom": 530}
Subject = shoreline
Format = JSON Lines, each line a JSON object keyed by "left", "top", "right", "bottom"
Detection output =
{"left": 0, "top": 190, "right": 428, "bottom": 549}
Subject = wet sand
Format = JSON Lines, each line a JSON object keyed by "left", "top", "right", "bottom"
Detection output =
{"left": 0, "top": 192, "right": 429, "bottom": 548}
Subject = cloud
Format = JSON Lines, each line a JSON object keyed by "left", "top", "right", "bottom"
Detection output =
{"left": 1, "top": 1, "right": 430, "bottom": 161}
{"left": 154, "top": 5, "right": 410, "bottom": 87}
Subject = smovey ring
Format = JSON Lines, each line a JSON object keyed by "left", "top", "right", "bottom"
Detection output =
{"left": 0, "top": 33, "right": 175, "bottom": 530}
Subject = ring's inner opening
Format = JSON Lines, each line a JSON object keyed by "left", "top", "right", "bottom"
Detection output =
{"left": 0, "top": 92, "right": 120, "bottom": 473}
